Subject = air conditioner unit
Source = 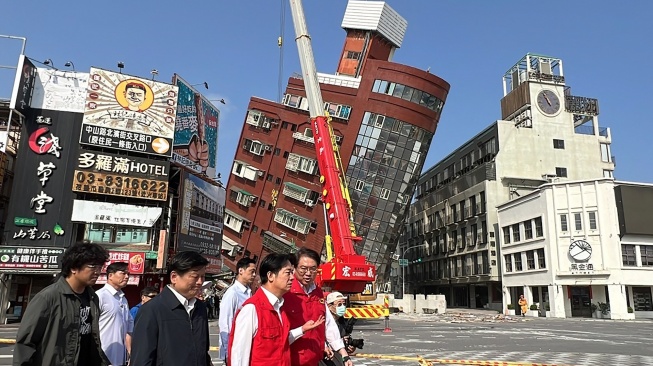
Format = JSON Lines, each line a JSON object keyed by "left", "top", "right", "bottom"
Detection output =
{"left": 262, "top": 121, "right": 271, "bottom": 129}
{"left": 257, "top": 171, "right": 264, "bottom": 177}
{"left": 246, "top": 110, "right": 263, "bottom": 126}
{"left": 229, "top": 247, "right": 239, "bottom": 257}
{"left": 305, "top": 199, "right": 315, "bottom": 207}
{"left": 392, "top": 254, "right": 400, "bottom": 260}
{"left": 264, "top": 145, "right": 271, "bottom": 151}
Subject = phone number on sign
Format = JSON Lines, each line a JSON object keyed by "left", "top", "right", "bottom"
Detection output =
{"left": 72, "top": 170, "right": 168, "bottom": 201}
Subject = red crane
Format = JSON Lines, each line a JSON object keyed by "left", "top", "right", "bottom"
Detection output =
{"left": 288, "top": 0, "right": 375, "bottom": 293}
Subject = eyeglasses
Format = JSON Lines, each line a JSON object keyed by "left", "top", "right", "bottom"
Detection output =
{"left": 85, "top": 264, "right": 103, "bottom": 272}
{"left": 297, "top": 266, "right": 318, "bottom": 274}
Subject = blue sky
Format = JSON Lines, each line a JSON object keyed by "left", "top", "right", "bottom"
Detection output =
{"left": 2, "top": 1, "right": 652, "bottom": 183}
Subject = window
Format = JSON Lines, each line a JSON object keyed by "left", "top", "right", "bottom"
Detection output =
{"left": 600, "top": 143, "right": 611, "bottom": 162}
{"left": 283, "top": 151, "right": 289, "bottom": 158}
{"left": 512, "top": 224, "right": 521, "bottom": 242}
{"left": 275, "top": 177, "right": 282, "bottom": 185}
{"left": 282, "top": 121, "right": 290, "bottom": 129}
{"left": 461, "top": 227, "right": 467, "bottom": 247}
{"left": 537, "top": 248, "right": 546, "bottom": 269}
{"left": 555, "top": 167, "right": 568, "bottom": 178}
{"left": 354, "top": 180, "right": 364, "bottom": 191}
{"left": 481, "top": 221, "right": 487, "bottom": 243}
{"left": 574, "top": 213, "right": 582, "bottom": 231}
{"left": 633, "top": 287, "right": 653, "bottom": 311}
{"left": 535, "top": 217, "right": 543, "bottom": 237}
{"left": 526, "top": 250, "right": 535, "bottom": 270}
{"left": 603, "top": 170, "right": 614, "bottom": 178}
{"left": 274, "top": 208, "right": 311, "bottom": 234}
{"left": 286, "top": 153, "right": 318, "bottom": 175}
{"left": 622, "top": 245, "right": 636, "bottom": 266}
{"left": 345, "top": 50, "right": 361, "bottom": 59}
{"left": 588, "top": 211, "right": 597, "bottom": 230}
{"left": 524, "top": 220, "right": 533, "bottom": 240}
{"left": 259, "top": 199, "right": 266, "bottom": 208}
{"left": 85, "top": 224, "right": 150, "bottom": 244}
{"left": 380, "top": 188, "right": 390, "bottom": 200}
{"left": 503, "top": 227, "right": 511, "bottom": 244}
{"left": 560, "top": 214, "right": 568, "bottom": 232}
{"left": 514, "top": 253, "right": 523, "bottom": 271}
{"left": 470, "top": 223, "right": 478, "bottom": 246}
{"left": 641, "top": 246, "right": 653, "bottom": 266}
{"left": 266, "top": 173, "right": 273, "bottom": 182}
{"left": 553, "top": 139, "right": 565, "bottom": 149}
{"left": 274, "top": 148, "right": 281, "bottom": 156}
{"left": 252, "top": 225, "right": 258, "bottom": 233}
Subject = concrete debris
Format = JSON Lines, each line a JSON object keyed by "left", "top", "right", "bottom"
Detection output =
{"left": 394, "top": 309, "right": 532, "bottom": 323}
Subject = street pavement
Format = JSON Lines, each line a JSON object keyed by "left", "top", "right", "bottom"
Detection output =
{"left": 0, "top": 314, "right": 651, "bottom": 365}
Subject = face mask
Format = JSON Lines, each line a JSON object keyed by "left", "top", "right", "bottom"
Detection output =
{"left": 336, "top": 305, "right": 346, "bottom": 317}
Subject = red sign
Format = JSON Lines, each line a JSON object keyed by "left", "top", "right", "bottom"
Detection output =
{"left": 204, "top": 255, "right": 222, "bottom": 274}
{"left": 102, "top": 251, "right": 146, "bottom": 275}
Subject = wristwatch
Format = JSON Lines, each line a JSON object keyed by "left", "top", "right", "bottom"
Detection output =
{"left": 342, "top": 356, "right": 351, "bottom": 362}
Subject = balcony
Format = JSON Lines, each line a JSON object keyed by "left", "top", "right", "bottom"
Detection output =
{"left": 574, "top": 125, "right": 609, "bottom": 137}
{"left": 262, "top": 232, "right": 297, "bottom": 254}
{"left": 274, "top": 208, "right": 312, "bottom": 234}
{"left": 292, "top": 131, "right": 314, "bottom": 144}
{"left": 282, "top": 182, "right": 310, "bottom": 202}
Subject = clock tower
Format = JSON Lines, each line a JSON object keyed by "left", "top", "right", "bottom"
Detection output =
{"left": 500, "top": 53, "right": 567, "bottom": 124}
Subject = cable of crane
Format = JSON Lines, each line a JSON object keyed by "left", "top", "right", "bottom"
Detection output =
{"left": 277, "top": 0, "right": 286, "bottom": 103}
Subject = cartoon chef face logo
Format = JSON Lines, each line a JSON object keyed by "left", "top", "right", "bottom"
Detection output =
{"left": 114, "top": 79, "right": 154, "bottom": 112}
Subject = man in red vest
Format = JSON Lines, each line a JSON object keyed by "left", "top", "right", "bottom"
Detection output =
{"left": 283, "top": 248, "right": 354, "bottom": 366}
{"left": 228, "top": 253, "right": 325, "bottom": 366}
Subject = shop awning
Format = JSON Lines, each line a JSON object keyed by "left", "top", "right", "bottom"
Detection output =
{"left": 224, "top": 209, "right": 248, "bottom": 223}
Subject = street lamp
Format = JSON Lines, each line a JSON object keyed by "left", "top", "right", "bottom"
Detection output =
{"left": 401, "top": 243, "right": 427, "bottom": 298}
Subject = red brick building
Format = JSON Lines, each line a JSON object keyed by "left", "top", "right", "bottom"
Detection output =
{"left": 222, "top": 1, "right": 450, "bottom": 281}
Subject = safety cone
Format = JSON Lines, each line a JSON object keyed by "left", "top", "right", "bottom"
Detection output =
{"left": 382, "top": 295, "right": 391, "bottom": 332}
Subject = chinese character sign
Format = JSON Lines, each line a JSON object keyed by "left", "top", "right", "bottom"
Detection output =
{"left": 80, "top": 68, "right": 178, "bottom": 157}
{"left": 172, "top": 75, "right": 219, "bottom": 178}
{"left": 176, "top": 171, "right": 225, "bottom": 257}
{"left": 4, "top": 108, "right": 80, "bottom": 247}
{"left": 101, "top": 251, "right": 146, "bottom": 275}
{"left": 0, "top": 247, "right": 64, "bottom": 269}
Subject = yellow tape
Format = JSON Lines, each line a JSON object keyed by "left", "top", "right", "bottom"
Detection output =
{"left": 0, "top": 338, "right": 16, "bottom": 344}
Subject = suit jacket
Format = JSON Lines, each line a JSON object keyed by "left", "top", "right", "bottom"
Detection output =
{"left": 130, "top": 286, "right": 211, "bottom": 366}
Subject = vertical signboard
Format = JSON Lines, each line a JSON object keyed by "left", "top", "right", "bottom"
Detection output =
{"left": 80, "top": 68, "right": 178, "bottom": 157}
{"left": 171, "top": 75, "right": 219, "bottom": 178}
{"left": 177, "top": 171, "right": 224, "bottom": 256}
{"left": 3, "top": 108, "right": 81, "bottom": 247}
{"left": 9, "top": 55, "right": 37, "bottom": 116}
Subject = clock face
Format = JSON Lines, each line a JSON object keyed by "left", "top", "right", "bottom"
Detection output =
{"left": 536, "top": 90, "right": 561, "bottom": 115}
{"left": 569, "top": 240, "right": 592, "bottom": 262}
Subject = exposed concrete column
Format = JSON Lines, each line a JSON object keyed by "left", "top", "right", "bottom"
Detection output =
{"left": 550, "top": 285, "right": 566, "bottom": 318}
{"left": 608, "top": 284, "right": 629, "bottom": 319}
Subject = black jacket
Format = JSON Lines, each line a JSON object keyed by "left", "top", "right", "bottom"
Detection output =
{"left": 13, "top": 276, "right": 109, "bottom": 366}
{"left": 130, "top": 286, "right": 211, "bottom": 366}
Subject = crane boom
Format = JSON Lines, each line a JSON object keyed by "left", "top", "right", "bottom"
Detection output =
{"left": 288, "top": 0, "right": 375, "bottom": 293}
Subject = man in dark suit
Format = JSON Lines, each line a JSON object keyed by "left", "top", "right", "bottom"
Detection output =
{"left": 130, "top": 251, "right": 212, "bottom": 366}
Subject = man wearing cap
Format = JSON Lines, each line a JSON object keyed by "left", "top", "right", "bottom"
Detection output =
{"left": 283, "top": 247, "right": 353, "bottom": 366}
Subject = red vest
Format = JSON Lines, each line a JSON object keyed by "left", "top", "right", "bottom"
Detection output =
{"left": 283, "top": 280, "right": 326, "bottom": 366}
{"left": 227, "top": 288, "right": 291, "bottom": 366}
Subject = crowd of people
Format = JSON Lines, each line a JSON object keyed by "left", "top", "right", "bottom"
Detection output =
{"left": 12, "top": 243, "right": 358, "bottom": 366}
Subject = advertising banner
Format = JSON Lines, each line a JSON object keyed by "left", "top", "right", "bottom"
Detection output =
{"left": 80, "top": 68, "right": 178, "bottom": 156}
{"left": 71, "top": 149, "right": 169, "bottom": 201}
{"left": 0, "top": 246, "right": 64, "bottom": 270}
{"left": 31, "top": 68, "right": 89, "bottom": 113}
{"left": 172, "top": 75, "right": 219, "bottom": 178}
{"left": 204, "top": 254, "right": 222, "bottom": 274}
{"left": 177, "top": 171, "right": 225, "bottom": 257}
{"left": 101, "top": 251, "right": 146, "bottom": 275}
{"left": 4, "top": 108, "right": 82, "bottom": 247}
{"left": 71, "top": 200, "right": 162, "bottom": 227}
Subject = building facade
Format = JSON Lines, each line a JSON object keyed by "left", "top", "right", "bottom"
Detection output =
{"left": 497, "top": 179, "right": 653, "bottom": 320}
{"left": 222, "top": 1, "right": 450, "bottom": 281}
{"left": 403, "top": 54, "right": 614, "bottom": 309}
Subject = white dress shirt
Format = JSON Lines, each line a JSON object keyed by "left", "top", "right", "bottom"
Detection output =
{"left": 301, "top": 282, "right": 346, "bottom": 352}
{"left": 229, "top": 287, "right": 304, "bottom": 366}
{"left": 167, "top": 285, "right": 197, "bottom": 315}
{"left": 97, "top": 284, "right": 133, "bottom": 366}
{"left": 218, "top": 280, "right": 251, "bottom": 359}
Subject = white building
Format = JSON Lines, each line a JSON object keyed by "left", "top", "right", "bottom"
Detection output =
{"left": 402, "top": 54, "right": 614, "bottom": 310}
{"left": 497, "top": 179, "right": 653, "bottom": 319}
